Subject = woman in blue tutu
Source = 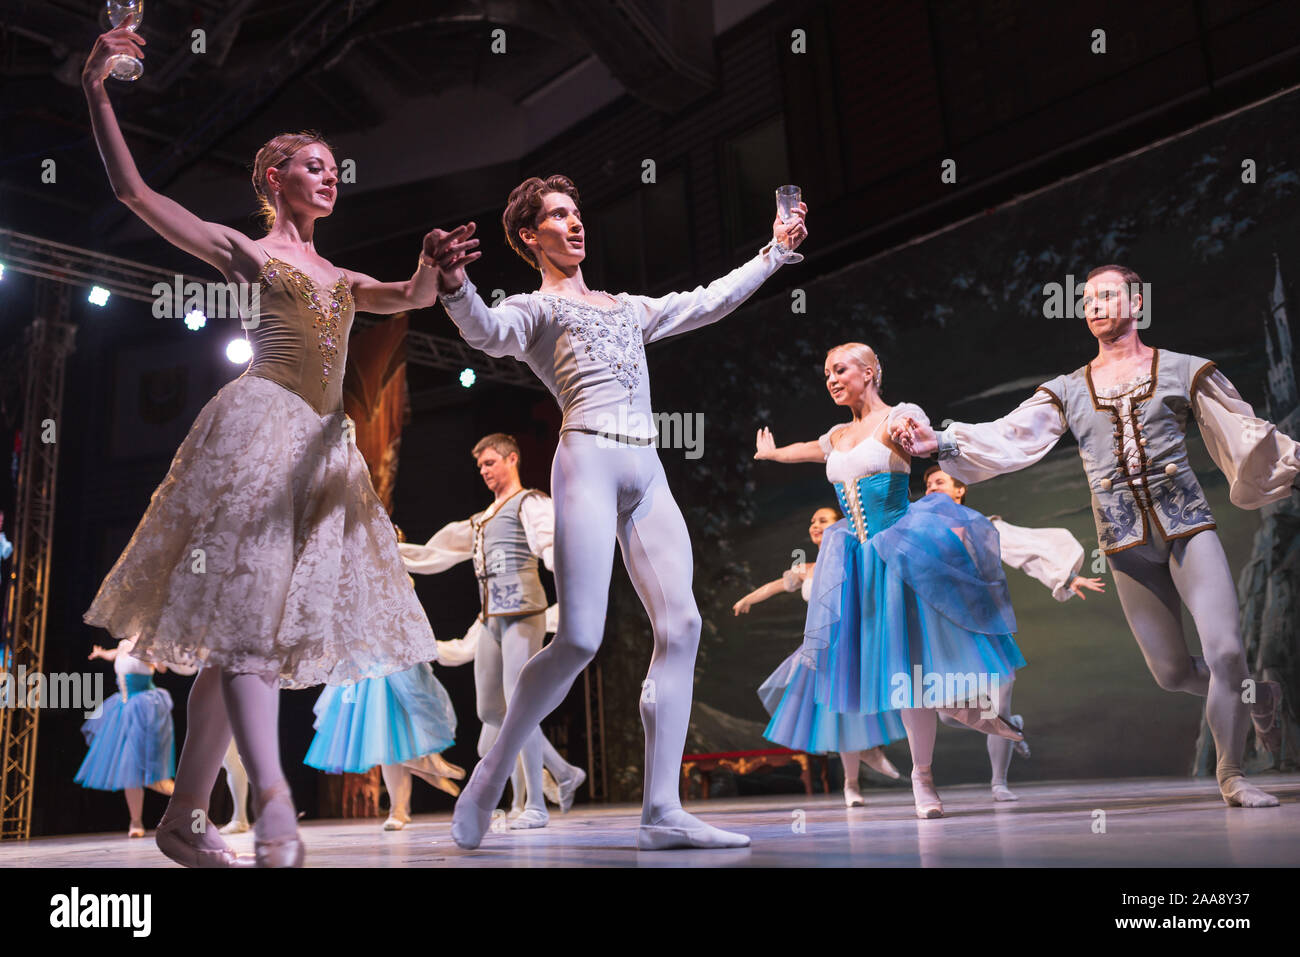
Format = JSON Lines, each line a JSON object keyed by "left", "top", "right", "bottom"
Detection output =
{"left": 754, "top": 343, "right": 1026, "bottom": 818}
{"left": 733, "top": 507, "right": 904, "bottom": 807}
{"left": 76, "top": 637, "right": 176, "bottom": 837}
{"left": 306, "top": 661, "right": 465, "bottom": 831}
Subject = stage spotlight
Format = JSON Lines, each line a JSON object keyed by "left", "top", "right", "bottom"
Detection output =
{"left": 459, "top": 368, "right": 477, "bottom": 388}
{"left": 88, "top": 285, "right": 110, "bottom": 306}
{"left": 184, "top": 309, "right": 207, "bottom": 331}
{"left": 226, "top": 338, "right": 252, "bottom": 364}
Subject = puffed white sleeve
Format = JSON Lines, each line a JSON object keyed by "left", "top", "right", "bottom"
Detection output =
{"left": 817, "top": 423, "right": 851, "bottom": 459}
{"left": 935, "top": 387, "right": 1068, "bottom": 485}
{"left": 1192, "top": 366, "right": 1300, "bottom": 508}
{"left": 398, "top": 518, "right": 474, "bottom": 574}
{"left": 434, "top": 618, "right": 482, "bottom": 667}
{"left": 439, "top": 277, "right": 540, "bottom": 359}
{"left": 990, "top": 518, "right": 1085, "bottom": 602}
{"left": 520, "top": 492, "right": 555, "bottom": 572}
{"left": 630, "top": 240, "right": 798, "bottom": 345}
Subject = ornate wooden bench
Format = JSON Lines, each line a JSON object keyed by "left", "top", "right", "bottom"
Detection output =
{"left": 680, "top": 748, "right": 829, "bottom": 799}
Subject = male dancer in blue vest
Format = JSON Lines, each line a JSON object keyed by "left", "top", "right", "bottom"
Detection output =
{"left": 401, "top": 433, "right": 583, "bottom": 829}
{"left": 895, "top": 264, "right": 1298, "bottom": 808}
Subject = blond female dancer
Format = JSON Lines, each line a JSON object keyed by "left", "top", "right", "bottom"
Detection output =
{"left": 754, "top": 344, "right": 1025, "bottom": 818}
{"left": 80, "top": 26, "right": 459, "bottom": 866}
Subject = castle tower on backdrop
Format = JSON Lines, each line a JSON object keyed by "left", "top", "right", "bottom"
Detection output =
{"left": 1263, "top": 253, "right": 1298, "bottom": 422}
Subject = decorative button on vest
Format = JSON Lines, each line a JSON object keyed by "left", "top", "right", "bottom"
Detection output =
{"left": 1099, "top": 478, "right": 1113, "bottom": 491}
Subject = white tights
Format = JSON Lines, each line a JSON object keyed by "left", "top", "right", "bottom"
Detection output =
{"left": 162, "top": 665, "right": 295, "bottom": 848}
{"left": 474, "top": 613, "right": 547, "bottom": 815}
{"left": 462, "top": 432, "right": 702, "bottom": 825}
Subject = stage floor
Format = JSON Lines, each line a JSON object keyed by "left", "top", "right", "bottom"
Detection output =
{"left": 6, "top": 774, "right": 1299, "bottom": 867}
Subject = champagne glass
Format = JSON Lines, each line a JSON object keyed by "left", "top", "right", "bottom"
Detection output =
{"left": 102, "top": 1, "right": 144, "bottom": 82}
{"left": 775, "top": 185, "right": 804, "bottom": 263}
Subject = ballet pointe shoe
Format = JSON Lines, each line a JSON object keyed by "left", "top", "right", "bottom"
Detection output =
{"left": 843, "top": 781, "right": 866, "bottom": 807}
{"left": 451, "top": 766, "right": 498, "bottom": 850}
{"left": 403, "top": 755, "right": 463, "bottom": 797}
{"left": 148, "top": 778, "right": 175, "bottom": 796}
{"left": 939, "top": 707, "right": 1025, "bottom": 742}
{"left": 509, "top": 807, "right": 549, "bottom": 829}
{"left": 861, "top": 747, "right": 901, "bottom": 780}
{"left": 383, "top": 809, "right": 411, "bottom": 831}
{"left": 156, "top": 802, "right": 252, "bottom": 868}
{"left": 542, "top": 769, "right": 561, "bottom": 805}
{"left": 556, "top": 768, "right": 586, "bottom": 813}
{"left": 1220, "top": 775, "right": 1280, "bottom": 808}
{"left": 1009, "top": 715, "right": 1030, "bottom": 758}
{"left": 253, "top": 780, "right": 304, "bottom": 868}
{"left": 1249, "top": 681, "right": 1283, "bottom": 754}
{"left": 911, "top": 767, "right": 943, "bottom": 819}
{"left": 991, "top": 783, "right": 1019, "bottom": 802}
{"left": 219, "top": 818, "right": 250, "bottom": 835}
{"left": 636, "top": 808, "right": 750, "bottom": 850}
{"left": 127, "top": 820, "right": 146, "bottom": 838}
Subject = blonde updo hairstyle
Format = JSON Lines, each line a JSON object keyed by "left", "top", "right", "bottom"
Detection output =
{"left": 251, "top": 131, "right": 333, "bottom": 230}
{"left": 826, "top": 342, "right": 884, "bottom": 393}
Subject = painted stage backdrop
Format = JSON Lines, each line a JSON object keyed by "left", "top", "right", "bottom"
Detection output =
{"left": 595, "top": 85, "right": 1300, "bottom": 799}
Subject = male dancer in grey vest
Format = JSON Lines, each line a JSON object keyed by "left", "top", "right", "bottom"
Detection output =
{"left": 895, "top": 264, "right": 1298, "bottom": 808}
{"left": 400, "top": 433, "right": 570, "bottom": 829}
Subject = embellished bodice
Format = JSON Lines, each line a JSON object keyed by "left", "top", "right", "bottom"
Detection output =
{"left": 115, "top": 652, "right": 154, "bottom": 700}
{"left": 471, "top": 490, "right": 547, "bottom": 617}
{"left": 243, "top": 258, "right": 355, "bottom": 415}
{"left": 1044, "top": 349, "right": 1216, "bottom": 552}
{"left": 832, "top": 471, "right": 912, "bottom": 542}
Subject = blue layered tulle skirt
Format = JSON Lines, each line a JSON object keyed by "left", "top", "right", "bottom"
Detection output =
{"left": 305, "top": 662, "right": 456, "bottom": 773}
{"left": 801, "top": 476, "right": 1024, "bottom": 716}
{"left": 759, "top": 649, "right": 906, "bottom": 753}
{"left": 75, "top": 674, "right": 175, "bottom": 791}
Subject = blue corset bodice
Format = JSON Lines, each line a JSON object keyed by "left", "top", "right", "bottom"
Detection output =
{"left": 832, "top": 472, "right": 911, "bottom": 541}
{"left": 120, "top": 673, "right": 154, "bottom": 699}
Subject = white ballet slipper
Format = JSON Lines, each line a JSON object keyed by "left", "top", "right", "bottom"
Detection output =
{"left": 991, "top": 784, "right": 1019, "bottom": 802}
{"left": 1221, "top": 775, "right": 1280, "bottom": 808}
{"left": 636, "top": 809, "right": 750, "bottom": 850}
{"left": 508, "top": 807, "right": 549, "bottom": 829}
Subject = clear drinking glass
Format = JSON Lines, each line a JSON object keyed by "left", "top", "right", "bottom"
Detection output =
{"left": 775, "top": 185, "right": 804, "bottom": 263}
{"left": 103, "top": 1, "right": 144, "bottom": 82}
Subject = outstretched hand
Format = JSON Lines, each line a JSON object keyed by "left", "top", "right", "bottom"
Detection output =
{"left": 890, "top": 416, "right": 938, "bottom": 457}
{"left": 1068, "top": 576, "right": 1106, "bottom": 599}
{"left": 755, "top": 427, "right": 777, "bottom": 460}
{"left": 732, "top": 597, "right": 753, "bottom": 616}
{"left": 423, "top": 222, "right": 481, "bottom": 293}
{"left": 773, "top": 202, "right": 808, "bottom": 250}
{"left": 83, "top": 22, "right": 145, "bottom": 90}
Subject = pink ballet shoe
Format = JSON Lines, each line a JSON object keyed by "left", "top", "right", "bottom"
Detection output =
{"left": 1249, "top": 681, "right": 1283, "bottom": 754}
{"left": 253, "top": 780, "right": 304, "bottom": 868}
{"left": 911, "top": 767, "right": 943, "bottom": 819}
{"left": 844, "top": 782, "right": 866, "bottom": 807}
{"left": 127, "top": 821, "right": 146, "bottom": 839}
{"left": 156, "top": 806, "right": 253, "bottom": 868}
{"left": 861, "top": 747, "right": 901, "bottom": 780}
{"left": 1221, "top": 775, "right": 1280, "bottom": 808}
{"left": 939, "top": 707, "right": 1025, "bottom": 742}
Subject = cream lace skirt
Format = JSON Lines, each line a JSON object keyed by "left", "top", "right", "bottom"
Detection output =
{"left": 84, "top": 374, "right": 437, "bottom": 689}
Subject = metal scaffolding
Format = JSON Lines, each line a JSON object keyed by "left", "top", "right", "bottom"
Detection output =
{"left": 0, "top": 282, "right": 75, "bottom": 841}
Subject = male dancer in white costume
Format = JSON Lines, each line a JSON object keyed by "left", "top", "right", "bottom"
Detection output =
{"left": 425, "top": 174, "right": 806, "bottom": 849}
{"left": 924, "top": 466, "right": 1105, "bottom": 801}
{"left": 896, "top": 264, "right": 1297, "bottom": 807}
{"left": 400, "top": 433, "right": 584, "bottom": 828}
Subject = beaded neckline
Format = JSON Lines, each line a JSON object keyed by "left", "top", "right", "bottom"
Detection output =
{"left": 535, "top": 291, "right": 626, "bottom": 313}
{"left": 1092, "top": 372, "right": 1152, "bottom": 399}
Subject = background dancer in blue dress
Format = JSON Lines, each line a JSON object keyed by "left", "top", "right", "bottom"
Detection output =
{"left": 754, "top": 343, "right": 1026, "bottom": 819}
{"left": 733, "top": 507, "right": 903, "bottom": 807}
{"left": 924, "top": 466, "right": 1105, "bottom": 801}
{"left": 77, "top": 637, "right": 176, "bottom": 838}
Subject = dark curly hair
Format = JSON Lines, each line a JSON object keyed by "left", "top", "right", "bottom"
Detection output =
{"left": 502, "top": 174, "right": 581, "bottom": 270}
